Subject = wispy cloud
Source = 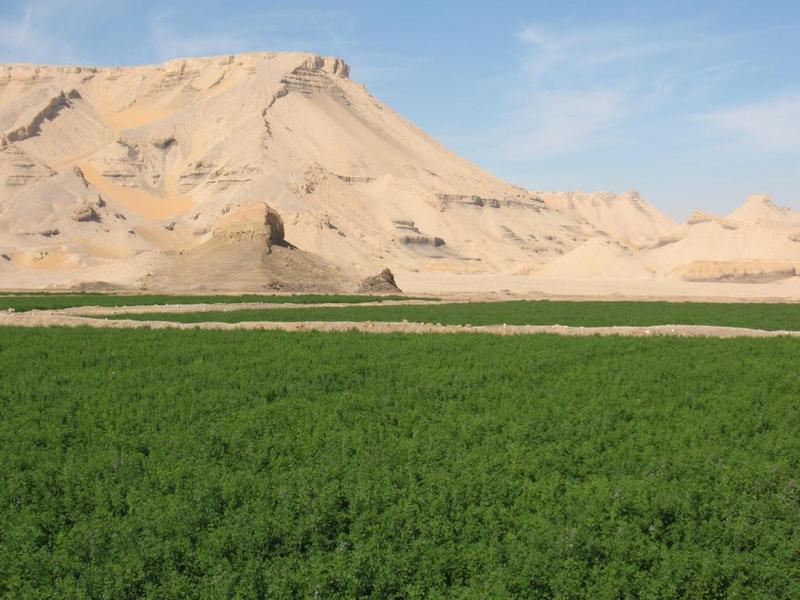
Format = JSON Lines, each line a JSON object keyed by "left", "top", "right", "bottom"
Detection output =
{"left": 517, "top": 24, "right": 685, "bottom": 77}
{"left": 484, "top": 21, "right": 775, "bottom": 163}
{"left": 699, "top": 94, "right": 800, "bottom": 150}
{"left": 491, "top": 23, "right": 697, "bottom": 158}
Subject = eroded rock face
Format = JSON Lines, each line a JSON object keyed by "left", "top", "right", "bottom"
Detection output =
{"left": 358, "top": 268, "right": 401, "bottom": 293}
{"left": 265, "top": 207, "right": 285, "bottom": 247}
{"left": 687, "top": 211, "right": 719, "bottom": 225}
{"left": 72, "top": 166, "right": 89, "bottom": 188}
{"left": 671, "top": 260, "right": 798, "bottom": 283}
{"left": 213, "top": 202, "right": 285, "bottom": 250}
{"left": 6, "top": 90, "right": 79, "bottom": 143}
{"left": 321, "top": 57, "right": 350, "bottom": 78}
{"left": 298, "top": 55, "right": 350, "bottom": 78}
{"left": 1, "top": 143, "right": 56, "bottom": 188}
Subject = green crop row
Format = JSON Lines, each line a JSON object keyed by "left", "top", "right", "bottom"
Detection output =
{"left": 1, "top": 327, "right": 799, "bottom": 598}
{"left": 113, "top": 299, "right": 800, "bottom": 331}
{"left": 0, "top": 293, "right": 421, "bottom": 312}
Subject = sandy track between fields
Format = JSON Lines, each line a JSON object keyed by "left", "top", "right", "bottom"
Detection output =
{"left": 2, "top": 310, "right": 799, "bottom": 338}
{"left": 55, "top": 299, "right": 450, "bottom": 316}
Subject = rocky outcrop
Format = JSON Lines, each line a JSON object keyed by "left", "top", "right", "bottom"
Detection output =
{"left": 265, "top": 208, "right": 285, "bottom": 247}
{"left": 72, "top": 166, "right": 90, "bottom": 188}
{"left": 671, "top": 260, "right": 798, "bottom": 283}
{"left": 5, "top": 90, "right": 79, "bottom": 142}
{"left": 686, "top": 211, "right": 738, "bottom": 230}
{"left": 436, "top": 193, "right": 501, "bottom": 209}
{"left": 294, "top": 164, "right": 327, "bottom": 195}
{"left": 73, "top": 202, "right": 101, "bottom": 223}
{"left": 97, "top": 139, "right": 150, "bottom": 187}
{"left": 2, "top": 144, "right": 56, "bottom": 187}
{"left": 399, "top": 234, "right": 445, "bottom": 247}
{"left": 687, "top": 211, "right": 719, "bottom": 225}
{"left": 392, "top": 219, "right": 419, "bottom": 232}
{"left": 213, "top": 202, "right": 285, "bottom": 251}
{"left": 151, "top": 136, "right": 176, "bottom": 150}
{"left": 335, "top": 174, "right": 375, "bottom": 184}
{"left": 391, "top": 219, "right": 445, "bottom": 248}
{"left": 319, "top": 56, "right": 350, "bottom": 78}
{"left": 280, "top": 56, "right": 350, "bottom": 98}
{"left": 358, "top": 268, "right": 401, "bottom": 293}
{"left": 262, "top": 88, "right": 290, "bottom": 140}
{"left": 435, "top": 192, "right": 545, "bottom": 211}
{"left": 206, "top": 164, "right": 260, "bottom": 191}
{"left": 178, "top": 160, "right": 215, "bottom": 192}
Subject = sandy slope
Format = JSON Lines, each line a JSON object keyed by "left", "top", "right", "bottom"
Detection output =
{"left": 540, "top": 190, "right": 677, "bottom": 247}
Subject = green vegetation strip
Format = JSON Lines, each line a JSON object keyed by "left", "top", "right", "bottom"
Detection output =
{"left": 2, "top": 328, "right": 799, "bottom": 598}
{"left": 117, "top": 299, "right": 800, "bottom": 331}
{"left": 0, "top": 293, "right": 418, "bottom": 312}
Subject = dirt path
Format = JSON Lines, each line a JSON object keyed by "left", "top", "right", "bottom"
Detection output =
{"left": 2, "top": 310, "right": 799, "bottom": 338}
{"left": 56, "top": 298, "right": 450, "bottom": 316}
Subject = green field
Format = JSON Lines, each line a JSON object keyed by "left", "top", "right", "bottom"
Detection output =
{"left": 0, "top": 293, "right": 418, "bottom": 312}
{"left": 2, "top": 327, "right": 799, "bottom": 598}
{"left": 114, "top": 299, "right": 800, "bottom": 331}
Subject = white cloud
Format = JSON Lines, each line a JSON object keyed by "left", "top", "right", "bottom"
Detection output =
{"left": 700, "top": 94, "right": 800, "bottom": 150}
{"left": 493, "top": 23, "right": 685, "bottom": 158}
{"left": 491, "top": 22, "right": 772, "bottom": 161}
{"left": 517, "top": 23, "right": 695, "bottom": 80}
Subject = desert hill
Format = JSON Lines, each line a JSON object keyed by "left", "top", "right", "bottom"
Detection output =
{"left": 540, "top": 190, "right": 677, "bottom": 247}
{"left": 726, "top": 194, "right": 800, "bottom": 226}
{"left": 1, "top": 52, "right": 798, "bottom": 296}
{"left": 646, "top": 196, "right": 800, "bottom": 282}
{"left": 1, "top": 52, "right": 604, "bottom": 290}
{"left": 538, "top": 195, "right": 800, "bottom": 285}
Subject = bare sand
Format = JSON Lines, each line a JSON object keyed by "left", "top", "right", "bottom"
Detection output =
{"left": 2, "top": 308, "right": 798, "bottom": 339}
{"left": 397, "top": 273, "right": 800, "bottom": 303}
{"left": 57, "top": 298, "right": 448, "bottom": 317}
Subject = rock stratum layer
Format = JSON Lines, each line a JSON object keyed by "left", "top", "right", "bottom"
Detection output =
{"left": 1, "top": 52, "right": 798, "bottom": 295}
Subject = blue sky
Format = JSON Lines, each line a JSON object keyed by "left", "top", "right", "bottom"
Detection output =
{"left": 1, "top": 0, "right": 798, "bottom": 219}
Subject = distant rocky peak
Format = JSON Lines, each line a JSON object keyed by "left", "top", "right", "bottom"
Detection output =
{"left": 302, "top": 55, "right": 350, "bottom": 78}
{"left": 744, "top": 194, "right": 773, "bottom": 205}
{"left": 620, "top": 190, "right": 643, "bottom": 203}
{"left": 687, "top": 210, "right": 720, "bottom": 225}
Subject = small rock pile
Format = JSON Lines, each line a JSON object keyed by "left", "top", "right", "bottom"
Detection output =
{"left": 358, "top": 268, "right": 401, "bottom": 293}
